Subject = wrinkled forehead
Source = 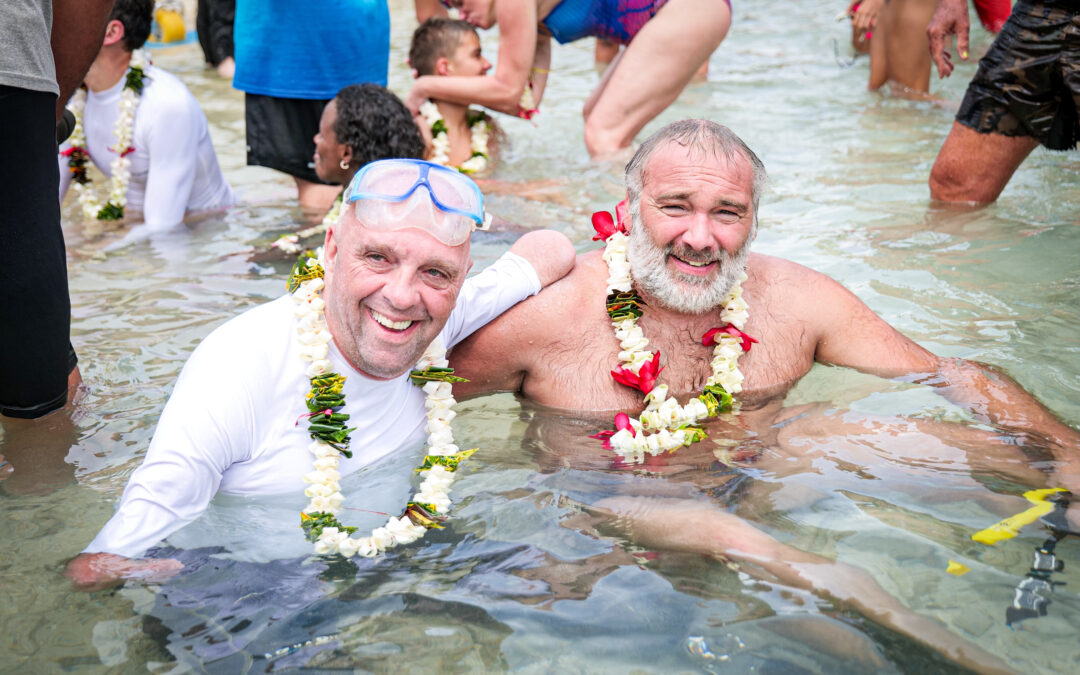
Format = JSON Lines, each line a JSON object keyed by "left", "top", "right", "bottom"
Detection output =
{"left": 641, "top": 142, "right": 754, "bottom": 201}
{"left": 643, "top": 141, "right": 752, "bottom": 187}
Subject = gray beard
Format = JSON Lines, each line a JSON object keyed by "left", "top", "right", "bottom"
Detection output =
{"left": 626, "top": 223, "right": 749, "bottom": 315}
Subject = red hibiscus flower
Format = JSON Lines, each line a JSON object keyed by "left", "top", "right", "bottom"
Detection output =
{"left": 702, "top": 326, "right": 759, "bottom": 352}
{"left": 610, "top": 351, "right": 663, "bottom": 393}
{"left": 591, "top": 199, "right": 630, "bottom": 241}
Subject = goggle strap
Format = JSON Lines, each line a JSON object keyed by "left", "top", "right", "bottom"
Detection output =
{"left": 478, "top": 212, "right": 492, "bottom": 231}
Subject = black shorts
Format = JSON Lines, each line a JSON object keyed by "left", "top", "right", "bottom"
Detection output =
{"left": 0, "top": 86, "right": 78, "bottom": 419}
{"left": 245, "top": 93, "right": 334, "bottom": 185}
{"left": 956, "top": 0, "right": 1080, "bottom": 150}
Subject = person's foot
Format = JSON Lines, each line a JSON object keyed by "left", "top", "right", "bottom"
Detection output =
{"left": 216, "top": 57, "right": 235, "bottom": 80}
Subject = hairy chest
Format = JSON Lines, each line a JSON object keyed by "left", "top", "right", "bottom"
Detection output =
{"left": 523, "top": 311, "right": 816, "bottom": 412}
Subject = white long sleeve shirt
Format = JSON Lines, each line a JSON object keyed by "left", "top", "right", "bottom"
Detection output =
{"left": 59, "top": 65, "right": 233, "bottom": 227}
{"left": 84, "top": 252, "right": 540, "bottom": 558}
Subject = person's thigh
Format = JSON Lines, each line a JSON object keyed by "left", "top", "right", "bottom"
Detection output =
{"left": 583, "top": 0, "right": 731, "bottom": 157}
{"left": 929, "top": 121, "right": 1038, "bottom": 203}
{"left": 881, "top": 0, "right": 935, "bottom": 94}
{"left": 0, "top": 86, "right": 75, "bottom": 419}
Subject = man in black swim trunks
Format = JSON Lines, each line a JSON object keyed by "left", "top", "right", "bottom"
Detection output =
{"left": 927, "top": 0, "right": 1078, "bottom": 203}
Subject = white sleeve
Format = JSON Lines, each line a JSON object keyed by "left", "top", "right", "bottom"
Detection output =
{"left": 83, "top": 330, "right": 258, "bottom": 558}
{"left": 442, "top": 250, "right": 542, "bottom": 349}
{"left": 139, "top": 96, "right": 202, "bottom": 227}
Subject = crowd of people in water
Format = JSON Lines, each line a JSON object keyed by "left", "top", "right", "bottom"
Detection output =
{"left": 1, "top": 0, "right": 1078, "bottom": 670}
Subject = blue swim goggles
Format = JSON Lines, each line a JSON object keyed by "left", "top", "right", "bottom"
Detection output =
{"left": 344, "top": 158, "right": 488, "bottom": 246}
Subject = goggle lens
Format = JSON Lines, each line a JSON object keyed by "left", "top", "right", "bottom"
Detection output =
{"left": 344, "top": 159, "right": 487, "bottom": 246}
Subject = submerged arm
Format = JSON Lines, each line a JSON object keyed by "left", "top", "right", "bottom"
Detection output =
{"left": 808, "top": 268, "right": 1079, "bottom": 478}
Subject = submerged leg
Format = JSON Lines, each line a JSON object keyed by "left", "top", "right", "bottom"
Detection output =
{"left": 593, "top": 496, "right": 1012, "bottom": 674}
{"left": 878, "top": 0, "right": 937, "bottom": 95}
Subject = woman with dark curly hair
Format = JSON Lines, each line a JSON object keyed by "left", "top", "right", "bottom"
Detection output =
{"left": 312, "top": 83, "right": 426, "bottom": 189}
{"left": 272, "top": 84, "right": 427, "bottom": 253}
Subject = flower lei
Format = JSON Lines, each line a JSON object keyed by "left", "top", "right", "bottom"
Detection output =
{"left": 517, "top": 78, "right": 538, "bottom": 120}
{"left": 590, "top": 201, "right": 759, "bottom": 465}
{"left": 62, "top": 49, "right": 150, "bottom": 221}
{"left": 419, "top": 101, "right": 490, "bottom": 174}
{"left": 273, "top": 194, "right": 343, "bottom": 255}
{"left": 288, "top": 253, "right": 476, "bottom": 557}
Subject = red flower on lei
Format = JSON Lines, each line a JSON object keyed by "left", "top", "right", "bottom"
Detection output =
{"left": 610, "top": 351, "right": 663, "bottom": 394}
{"left": 702, "top": 325, "right": 758, "bottom": 352}
{"left": 592, "top": 199, "right": 630, "bottom": 241}
{"left": 589, "top": 412, "right": 636, "bottom": 449}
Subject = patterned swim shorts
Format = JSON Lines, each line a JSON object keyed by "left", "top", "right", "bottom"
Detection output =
{"left": 957, "top": 0, "right": 1080, "bottom": 150}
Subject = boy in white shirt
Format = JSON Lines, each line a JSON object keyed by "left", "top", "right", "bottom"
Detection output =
{"left": 59, "top": 0, "right": 233, "bottom": 228}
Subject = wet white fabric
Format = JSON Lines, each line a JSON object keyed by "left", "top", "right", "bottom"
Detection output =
{"left": 58, "top": 65, "right": 233, "bottom": 227}
{"left": 84, "top": 252, "right": 540, "bottom": 558}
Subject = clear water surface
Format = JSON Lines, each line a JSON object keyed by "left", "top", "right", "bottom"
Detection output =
{"left": 2, "top": 0, "right": 1079, "bottom": 672}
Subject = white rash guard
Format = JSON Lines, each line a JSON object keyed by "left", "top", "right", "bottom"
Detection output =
{"left": 59, "top": 65, "right": 234, "bottom": 227}
{"left": 84, "top": 252, "right": 541, "bottom": 558}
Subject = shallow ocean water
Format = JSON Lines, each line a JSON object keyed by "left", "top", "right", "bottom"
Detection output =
{"left": 2, "top": 0, "right": 1079, "bottom": 672}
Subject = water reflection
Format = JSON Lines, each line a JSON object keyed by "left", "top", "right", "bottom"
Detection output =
{"left": 1, "top": 0, "right": 1077, "bottom": 671}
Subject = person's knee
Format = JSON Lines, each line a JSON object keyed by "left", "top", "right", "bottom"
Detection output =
{"left": 583, "top": 117, "right": 629, "bottom": 158}
{"left": 929, "top": 149, "right": 992, "bottom": 203}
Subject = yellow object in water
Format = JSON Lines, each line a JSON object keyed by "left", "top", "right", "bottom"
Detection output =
{"left": 152, "top": 9, "right": 185, "bottom": 44}
{"left": 971, "top": 488, "right": 1069, "bottom": 545}
{"left": 946, "top": 560, "right": 971, "bottom": 576}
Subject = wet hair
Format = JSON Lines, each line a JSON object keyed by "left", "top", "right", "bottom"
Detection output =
{"left": 625, "top": 119, "right": 769, "bottom": 225}
{"left": 332, "top": 84, "right": 426, "bottom": 166}
{"left": 110, "top": 0, "right": 154, "bottom": 51}
{"left": 409, "top": 18, "right": 478, "bottom": 77}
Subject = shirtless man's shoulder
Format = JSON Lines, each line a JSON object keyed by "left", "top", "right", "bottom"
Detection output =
{"left": 452, "top": 249, "right": 614, "bottom": 401}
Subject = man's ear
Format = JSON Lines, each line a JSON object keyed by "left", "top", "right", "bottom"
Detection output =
{"left": 323, "top": 221, "right": 340, "bottom": 275}
{"left": 435, "top": 56, "right": 452, "bottom": 77}
{"left": 102, "top": 19, "right": 125, "bottom": 48}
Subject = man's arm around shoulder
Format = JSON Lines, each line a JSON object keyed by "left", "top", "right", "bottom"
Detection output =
{"left": 453, "top": 233, "right": 578, "bottom": 397}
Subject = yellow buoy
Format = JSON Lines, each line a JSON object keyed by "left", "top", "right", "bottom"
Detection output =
{"left": 946, "top": 560, "right": 971, "bottom": 576}
{"left": 971, "top": 488, "right": 1069, "bottom": 545}
{"left": 151, "top": 9, "right": 186, "bottom": 44}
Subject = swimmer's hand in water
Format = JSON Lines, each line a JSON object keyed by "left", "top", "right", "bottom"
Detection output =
{"left": 927, "top": 0, "right": 971, "bottom": 79}
{"left": 66, "top": 552, "right": 183, "bottom": 591}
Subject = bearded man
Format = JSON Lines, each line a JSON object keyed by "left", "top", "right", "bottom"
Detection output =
{"left": 454, "top": 120, "right": 1077, "bottom": 448}
{"left": 66, "top": 159, "right": 575, "bottom": 589}
{"left": 449, "top": 119, "right": 1078, "bottom": 671}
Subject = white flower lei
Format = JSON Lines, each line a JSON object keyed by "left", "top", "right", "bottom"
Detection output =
{"left": 273, "top": 194, "right": 343, "bottom": 255}
{"left": 65, "top": 49, "right": 150, "bottom": 221}
{"left": 418, "top": 100, "right": 490, "bottom": 174}
{"left": 289, "top": 255, "right": 473, "bottom": 557}
{"left": 599, "top": 225, "right": 753, "bottom": 465}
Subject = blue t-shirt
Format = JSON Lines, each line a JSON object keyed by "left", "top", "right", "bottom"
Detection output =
{"left": 233, "top": 0, "right": 389, "bottom": 99}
